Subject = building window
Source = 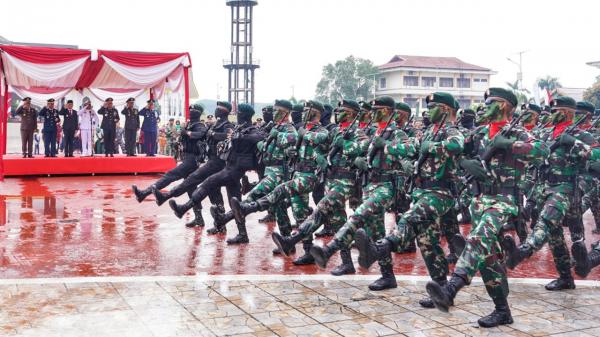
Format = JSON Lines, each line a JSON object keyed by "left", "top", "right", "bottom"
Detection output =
{"left": 439, "top": 77, "right": 454, "bottom": 87}
{"left": 403, "top": 97, "right": 418, "bottom": 108}
{"left": 458, "top": 99, "right": 471, "bottom": 108}
{"left": 480, "top": 78, "right": 488, "bottom": 83}
{"left": 379, "top": 77, "right": 386, "bottom": 89}
{"left": 403, "top": 76, "right": 418, "bottom": 87}
{"left": 457, "top": 78, "right": 471, "bottom": 88}
{"left": 473, "top": 78, "right": 488, "bottom": 83}
{"left": 422, "top": 77, "right": 435, "bottom": 87}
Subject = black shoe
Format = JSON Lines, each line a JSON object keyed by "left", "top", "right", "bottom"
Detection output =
{"left": 572, "top": 241, "right": 591, "bottom": 278}
{"left": 419, "top": 298, "right": 435, "bottom": 308}
{"left": 132, "top": 185, "right": 152, "bottom": 203}
{"left": 331, "top": 249, "right": 355, "bottom": 276}
{"left": 501, "top": 236, "right": 530, "bottom": 269}
{"left": 110, "top": 154, "right": 114, "bottom": 157}
{"left": 272, "top": 246, "right": 295, "bottom": 255}
{"left": 293, "top": 242, "right": 316, "bottom": 265}
{"left": 314, "top": 227, "right": 334, "bottom": 238}
{"left": 105, "top": 154, "right": 108, "bottom": 157}
{"left": 22, "top": 154, "right": 26, "bottom": 158}
{"left": 153, "top": 188, "right": 170, "bottom": 206}
{"left": 210, "top": 204, "right": 231, "bottom": 227}
{"left": 545, "top": 277, "right": 575, "bottom": 291}
{"left": 310, "top": 240, "right": 341, "bottom": 269}
{"left": 28, "top": 154, "right": 33, "bottom": 158}
{"left": 185, "top": 206, "right": 205, "bottom": 228}
{"left": 426, "top": 276, "right": 465, "bottom": 312}
{"left": 271, "top": 232, "right": 302, "bottom": 256}
{"left": 207, "top": 225, "right": 226, "bottom": 235}
{"left": 477, "top": 297, "right": 513, "bottom": 328}
{"left": 258, "top": 213, "right": 275, "bottom": 223}
{"left": 369, "top": 263, "right": 397, "bottom": 291}
{"left": 226, "top": 234, "right": 249, "bottom": 245}
{"left": 169, "top": 199, "right": 192, "bottom": 219}
{"left": 230, "top": 198, "right": 251, "bottom": 225}
{"left": 355, "top": 229, "right": 391, "bottom": 269}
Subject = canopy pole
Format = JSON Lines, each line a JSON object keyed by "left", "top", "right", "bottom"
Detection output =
{"left": 0, "top": 80, "right": 7, "bottom": 181}
{"left": 184, "top": 67, "right": 190, "bottom": 120}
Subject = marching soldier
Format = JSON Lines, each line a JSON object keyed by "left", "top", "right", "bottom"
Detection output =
{"left": 139, "top": 100, "right": 161, "bottom": 156}
{"left": 59, "top": 100, "right": 79, "bottom": 157}
{"left": 38, "top": 98, "right": 61, "bottom": 157}
{"left": 15, "top": 97, "right": 37, "bottom": 158}
{"left": 121, "top": 97, "right": 140, "bottom": 156}
{"left": 98, "top": 98, "right": 120, "bottom": 157}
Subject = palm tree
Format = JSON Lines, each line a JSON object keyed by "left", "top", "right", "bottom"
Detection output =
{"left": 536, "top": 76, "right": 562, "bottom": 96}
{"left": 506, "top": 80, "right": 531, "bottom": 105}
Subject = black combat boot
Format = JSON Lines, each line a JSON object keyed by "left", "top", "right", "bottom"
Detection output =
{"left": 501, "top": 235, "right": 532, "bottom": 269}
{"left": 132, "top": 185, "right": 153, "bottom": 203}
{"left": 293, "top": 241, "right": 315, "bottom": 265}
{"left": 153, "top": 187, "right": 171, "bottom": 206}
{"left": 185, "top": 206, "right": 205, "bottom": 228}
{"left": 310, "top": 239, "right": 341, "bottom": 268}
{"left": 230, "top": 197, "right": 268, "bottom": 225}
{"left": 399, "top": 240, "right": 417, "bottom": 253}
{"left": 331, "top": 249, "right": 355, "bottom": 276}
{"left": 258, "top": 211, "right": 275, "bottom": 223}
{"left": 355, "top": 228, "right": 392, "bottom": 269}
{"left": 315, "top": 222, "right": 334, "bottom": 238}
{"left": 477, "top": 297, "right": 513, "bottom": 328}
{"left": 426, "top": 275, "right": 467, "bottom": 312}
{"left": 589, "top": 246, "right": 600, "bottom": 269}
{"left": 571, "top": 240, "right": 591, "bottom": 278}
{"left": 207, "top": 205, "right": 228, "bottom": 234}
{"left": 545, "top": 274, "right": 575, "bottom": 291}
{"left": 169, "top": 199, "right": 194, "bottom": 219}
{"left": 226, "top": 220, "right": 249, "bottom": 244}
{"left": 272, "top": 232, "right": 303, "bottom": 256}
{"left": 369, "top": 263, "right": 397, "bottom": 291}
{"left": 419, "top": 279, "right": 448, "bottom": 308}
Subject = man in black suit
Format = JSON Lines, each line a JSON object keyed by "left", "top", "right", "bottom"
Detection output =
{"left": 59, "top": 99, "right": 79, "bottom": 157}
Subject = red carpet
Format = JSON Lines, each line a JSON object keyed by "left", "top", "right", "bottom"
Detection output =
{"left": 2, "top": 154, "right": 176, "bottom": 176}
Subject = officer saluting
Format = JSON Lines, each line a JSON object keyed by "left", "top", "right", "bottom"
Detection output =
{"left": 38, "top": 98, "right": 61, "bottom": 157}
{"left": 15, "top": 97, "right": 37, "bottom": 158}
{"left": 98, "top": 97, "right": 120, "bottom": 157}
{"left": 59, "top": 99, "right": 79, "bottom": 157}
{"left": 121, "top": 97, "right": 140, "bottom": 156}
{"left": 139, "top": 99, "right": 160, "bottom": 156}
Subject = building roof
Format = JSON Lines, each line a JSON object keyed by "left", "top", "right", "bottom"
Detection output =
{"left": 379, "top": 55, "right": 491, "bottom": 72}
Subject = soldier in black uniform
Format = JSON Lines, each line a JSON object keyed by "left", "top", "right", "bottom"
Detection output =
{"left": 38, "top": 98, "right": 61, "bottom": 157}
{"left": 59, "top": 100, "right": 79, "bottom": 157}
{"left": 169, "top": 103, "right": 266, "bottom": 238}
{"left": 97, "top": 98, "right": 120, "bottom": 157}
{"left": 15, "top": 97, "right": 37, "bottom": 158}
{"left": 292, "top": 104, "right": 304, "bottom": 129}
{"left": 121, "top": 97, "right": 140, "bottom": 156}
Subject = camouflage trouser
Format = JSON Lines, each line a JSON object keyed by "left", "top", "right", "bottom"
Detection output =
{"left": 581, "top": 176, "right": 600, "bottom": 231}
{"left": 454, "top": 194, "right": 517, "bottom": 300}
{"left": 334, "top": 181, "right": 393, "bottom": 249}
{"left": 265, "top": 171, "right": 316, "bottom": 230}
{"left": 245, "top": 166, "right": 293, "bottom": 235}
{"left": 385, "top": 188, "right": 454, "bottom": 281}
{"left": 527, "top": 183, "right": 575, "bottom": 277}
{"left": 296, "top": 177, "right": 354, "bottom": 243}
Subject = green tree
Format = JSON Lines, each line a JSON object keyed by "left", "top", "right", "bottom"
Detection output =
{"left": 506, "top": 80, "right": 531, "bottom": 105}
{"left": 315, "top": 55, "right": 377, "bottom": 105}
{"left": 536, "top": 75, "right": 563, "bottom": 96}
{"left": 583, "top": 75, "right": 600, "bottom": 107}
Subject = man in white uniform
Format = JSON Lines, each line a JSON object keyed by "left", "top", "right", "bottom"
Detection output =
{"left": 78, "top": 101, "right": 99, "bottom": 156}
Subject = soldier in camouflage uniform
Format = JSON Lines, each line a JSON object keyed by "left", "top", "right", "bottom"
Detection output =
{"left": 348, "top": 102, "right": 376, "bottom": 212}
{"left": 310, "top": 96, "right": 417, "bottom": 290}
{"left": 210, "top": 100, "right": 299, "bottom": 249}
{"left": 228, "top": 100, "right": 330, "bottom": 263}
{"left": 425, "top": 88, "right": 547, "bottom": 328}
{"left": 355, "top": 92, "right": 465, "bottom": 297}
{"left": 503, "top": 96, "right": 599, "bottom": 289}
{"left": 272, "top": 99, "right": 369, "bottom": 274}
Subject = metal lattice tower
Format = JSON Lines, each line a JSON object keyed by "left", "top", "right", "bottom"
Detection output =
{"left": 224, "top": 0, "right": 259, "bottom": 108}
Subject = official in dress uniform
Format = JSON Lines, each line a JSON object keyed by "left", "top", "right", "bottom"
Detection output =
{"left": 59, "top": 99, "right": 79, "bottom": 157}
{"left": 121, "top": 97, "right": 140, "bottom": 156}
{"left": 78, "top": 100, "right": 100, "bottom": 156}
{"left": 38, "top": 98, "right": 61, "bottom": 157}
{"left": 139, "top": 99, "right": 160, "bottom": 156}
{"left": 15, "top": 97, "right": 37, "bottom": 158}
{"left": 98, "top": 97, "right": 120, "bottom": 157}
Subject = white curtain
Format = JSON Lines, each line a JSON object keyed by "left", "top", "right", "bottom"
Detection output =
{"left": 2, "top": 53, "right": 88, "bottom": 89}
{"left": 86, "top": 88, "right": 147, "bottom": 107}
{"left": 10, "top": 86, "right": 75, "bottom": 107}
{"left": 96, "top": 55, "right": 188, "bottom": 88}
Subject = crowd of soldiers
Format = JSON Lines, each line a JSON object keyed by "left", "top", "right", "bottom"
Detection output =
{"left": 131, "top": 88, "right": 600, "bottom": 328}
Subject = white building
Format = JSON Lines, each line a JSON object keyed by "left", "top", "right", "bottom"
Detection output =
{"left": 376, "top": 55, "right": 496, "bottom": 116}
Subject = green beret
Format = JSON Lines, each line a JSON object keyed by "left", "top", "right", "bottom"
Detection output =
{"left": 425, "top": 92, "right": 457, "bottom": 109}
{"left": 292, "top": 104, "right": 304, "bottom": 113}
{"left": 460, "top": 108, "right": 476, "bottom": 118}
{"left": 522, "top": 103, "right": 541, "bottom": 113}
{"left": 358, "top": 100, "right": 372, "bottom": 110}
{"left": 395, "top": 102, "right": 412, "bottom": 114}
{"left": 338, "top": 99, "right": 360, "bottom": 111}
{"left": 484, "top": 87, "right": 518, "bottom": 107}
{"left": 237, "top": 103, "right": 255, "bottom": 115}
{"left": 274, "top": 100, "right": 292, "bottom": 111}
{"left": 217, "top": 101, "right": 232, "bottom": 112}
{"left": 550, "top": 96, "right": 576, "bottom": 110}
{"left": 371, "top": 96, "right": 395, "bottom": 108}
{"left": 305, "top": 100, "right": 324, "bottom": 113}
{"left": 576, "top": 101, "right": 595, "bottom": 114}
{"left": 189, "top": 103, "right": 204, "bottom": 113}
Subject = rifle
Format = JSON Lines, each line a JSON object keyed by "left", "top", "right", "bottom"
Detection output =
{"left": 591, "top": 116, "right": 600, "bottom": 129}
{"left": 288, "top": 102, "right": 312, "bottom": 176}
{"left": 547, "top": 116, "right": 587, "bottom": 154}
{"left": 367, "top": 108, "right": 397, "bottom": 168}
{"left": 326, "top": 110, "right": 363, "bottom": 166}
{"left": 257, "top": 121, "right": 276, "bottom": 165}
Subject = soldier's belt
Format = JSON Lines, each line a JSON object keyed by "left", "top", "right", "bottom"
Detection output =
{"left": 295, "top": 162, "right": 317, "bottom": 173}
{"left": 544, "top": 173, "right": 574, "bottom": 184}
{"left": 327, "top": 167, "right": 355, "bottom": 179}
{"left": 416, "top": 179, "right": 451, "bottom": 190}
{"left": 479, "top": 184, "right": 515, "bottom": 196}
{"left": 264, "top": 159, "right": 285, "bottom": 167}
{"left": 368, "top": 172, "right": 394, "bottom": 183}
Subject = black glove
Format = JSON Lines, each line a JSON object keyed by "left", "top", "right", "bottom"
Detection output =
{"left": 491, "top": 134, "right": 515, "bottom": 151}
{"left": 558, "top": 134, "right": 576, "bottom": 148}
{"left": 459, "top": 158, "right": 487, "bottom": 180}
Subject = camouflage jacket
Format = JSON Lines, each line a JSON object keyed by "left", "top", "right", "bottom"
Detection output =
{"left": 297, "top": 122, "right": 329, "bottom": 167}
{"left": 417, "top": 124, "right": 464, "bottom": 182}
{"left": 328, "top": 124, "right": 369, "bottom": 169}
{"left": 258, "top": 122, "right": 297, "bottom": 166}
{"left": 369, "top": 124, "right": 417, "bottom": 173}
{"left": 538, "top": 125, "right": 597, "bottom": 180}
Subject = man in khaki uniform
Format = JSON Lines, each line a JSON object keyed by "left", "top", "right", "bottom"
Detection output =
{"left": 15, "top": 97, "right": 37, "bottom": 158}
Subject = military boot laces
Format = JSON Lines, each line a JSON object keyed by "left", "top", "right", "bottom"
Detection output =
{"left": 169, "top": 199, "right": 193, "bottom": 219}
{"left": 331, "top": 249, "right": 355, "bottom": 276}
{"left": 310, "top": 240, "right": 341, "bottom": 268}
{"left": 545, "top": 276, "right": 575, "bottom": 291}
{"left": 153, "top": 187, "right": 171, "bottom": 206}
{"left": 185, "top": 206, "right": 205, "bottom": 228}
{"left": 293, "top": 242, "right": 315, "bottom": 265}
{"left": 426, "top": 275, "right": 466, "bottom": 313}
{"left": 477, "top": 298, "right": 513, "bottom": 328}
{"left": 356, "top": 229, "right": 391, "bottom": 269}
{"left": 571, "top": 240, "right": 591, "bottom": 278}
{"left": 132, "top": 185, "right": 152, "bottom": 203}
{"left": 272, "top": 232, "right": 302, "bottom": 256}
{"left": 368, "top": 263, "right": 397, "bottom": 291}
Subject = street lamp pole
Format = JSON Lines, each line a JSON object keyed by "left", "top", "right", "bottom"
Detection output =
{"left": 507, "top": 50, "right": 528, "bottom": 90}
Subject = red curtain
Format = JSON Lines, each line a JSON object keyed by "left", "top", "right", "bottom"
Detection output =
{"left": 1, "top": 45, "right": 90, "bottom": 64}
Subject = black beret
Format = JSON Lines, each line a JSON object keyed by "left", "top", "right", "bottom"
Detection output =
{"left": 338, "top": 99, "right": 360, "bottom": 111}
{"left": 274, "top": 100, "right": 293, "bottom": 111}
{"left": 460, "top": 108, "right": 476, "bottom": 118}
{"left": 425, "top": 92, "right": 458, "bottom": 109}
{"left": 23, "top": 97, "right": 31, "bottom": 102}
{"left": 126, "top": 97, "right": 135, "bottom": 103}
{"left": 262, "top": 105, "right": 274, "bottom": 113}
{"left": 292, "top": 104, "right": 304, "bottom": 113}
{"left": 304, "top": 100, "right": 324, "bottom": 113}
{"left": 395, "top": 102, "right": 412, "bottom": 114}
{"left": 66, "top": 100, "right": 74, "bottom": 104}
{"left": 550, "top": 96, "right": 576, "bottom": 109}
{"left": 358, "top": 100, "right": 372, "bottom": 111}
{"left": 237, "top": 103, "right": 255, "bottom": 115}
{"left": 522, "top": 103, "right": 541, "bottom": 113}
{"left": 576, "top": 101, "right": 595, "bottom": 114}
{"left": 105, "top": 97, "right": 113, "bottom": 102}
{"left": 484, "top": 88, "right": 518, "bottom": 107}
{"left": 324, "top": 104, "right": 333, "bottom": 113}
{"left": 47, "top": 98, "right": 55, "bottom": 103}
{"left": 370, "top": 96, "right": 395, "bottom": 108}
{"left": 217, "top": 101, "right": 233, "bottom": 112}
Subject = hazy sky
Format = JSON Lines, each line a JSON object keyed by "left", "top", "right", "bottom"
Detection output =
{"left": 2, "top": 0, "right": 599, "bottom": 103}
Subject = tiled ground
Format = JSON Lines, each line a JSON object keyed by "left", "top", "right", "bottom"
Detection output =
{"left": 2, "top": 276, "right": 600, "bottom": 337}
